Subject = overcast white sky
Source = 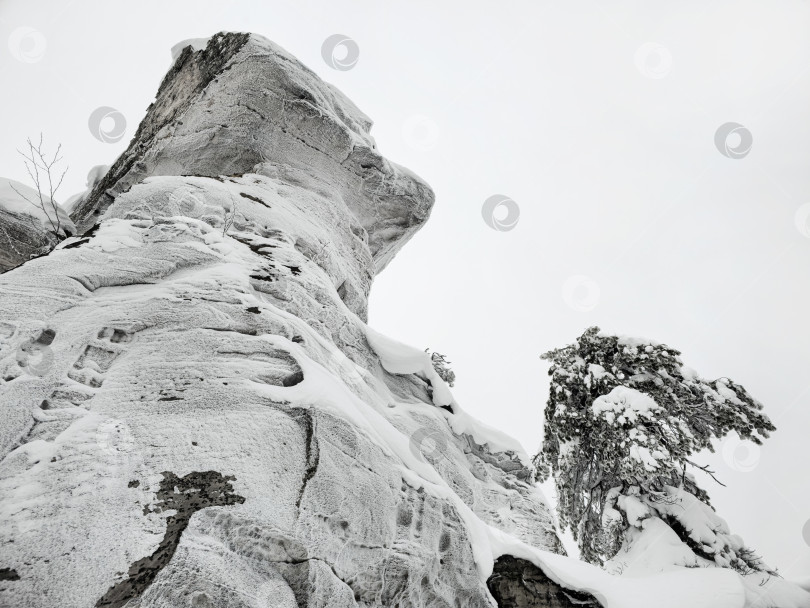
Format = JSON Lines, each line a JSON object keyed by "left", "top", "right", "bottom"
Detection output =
{"left": 2, "top": 0, "right": 809, "bottom": 580}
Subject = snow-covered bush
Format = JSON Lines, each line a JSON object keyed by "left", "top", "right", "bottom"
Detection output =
{"left": 426, "top": 349, "right": 456, "bottom": 387}
{"left": 533, "top": 327, "right": 776, "bottom": 574}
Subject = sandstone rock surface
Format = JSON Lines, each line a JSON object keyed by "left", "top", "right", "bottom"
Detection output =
{"left": 1, "top": 32, "right": 785, "bottom": 608}
{"left": 0, "top": 33, "right": 573, "bottom": 608}
{"left": 70, "top": 32, "right": 432, "bottom": 280}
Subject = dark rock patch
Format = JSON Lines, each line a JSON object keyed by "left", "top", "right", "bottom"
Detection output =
{"left": 487, "top": 555, "right": 601, "bottom": 608}
{"left": 95, "top": 470, "right": 245, "bottom": 608}
{"left": 282, "top": 370, "right": 305, "bottom": 387}
{"left": 239, "top": 192, "right": 271, "bottom": 208}
{"left": 60, "top": 237, "right": 90, "bottom": 250}
{"left": 290, "top": 409, "right": 319, "bottom": 510}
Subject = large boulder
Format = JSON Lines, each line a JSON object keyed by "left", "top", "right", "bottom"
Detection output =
{"left": 0, "top": 178, "right": 75, "bottom": 273}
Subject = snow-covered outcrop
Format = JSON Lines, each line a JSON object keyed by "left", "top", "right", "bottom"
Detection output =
{"left": 69, "top": 32, "right": 432, "bottom": 284}
{"left": 0, "top": 33, "right": 565, "bottom": 608}
{"left": 0, "top": 178, "right": 75, "bottom": 273}
{"left": 1, "top": 33, "right": 806, "bottom": 608}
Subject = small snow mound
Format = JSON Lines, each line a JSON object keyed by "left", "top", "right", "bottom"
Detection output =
{"left": 591, "top": 385, "right": 659, "bottom": 425}
{"left": 364, "top": 326, "right": 454, "bottom": 407}
{"left": 171, "top": 37, "right": 212, "bottom": 61}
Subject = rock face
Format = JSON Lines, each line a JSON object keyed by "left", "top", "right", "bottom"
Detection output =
{"left": 488, "top": 557, "right": 599, "bottom": 608}
{"left": 0, "top": 178, "right": 75, "bottom": 273}
{"left": 70, "top": 32, "right": 432, "bottom": 283}
{"left": 0, "top": 33, "right": 581, "bottom": 608}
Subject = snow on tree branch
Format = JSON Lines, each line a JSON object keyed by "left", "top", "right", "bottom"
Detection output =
{"left": 533, "top": 326, "right": 776, "bottom": 576}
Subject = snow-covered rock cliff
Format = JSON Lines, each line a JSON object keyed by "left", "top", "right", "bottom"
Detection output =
{"left": 0, "top": 33, "right": 567, "bottom": 608}
{"left": 0, "top": 33, "right": 805, "bottom": 608}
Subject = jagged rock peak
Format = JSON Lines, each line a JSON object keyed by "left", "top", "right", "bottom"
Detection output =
{"left": 70, "top": 32, "right": 435, "bottom": 276}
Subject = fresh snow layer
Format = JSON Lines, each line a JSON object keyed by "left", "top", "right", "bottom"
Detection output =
{"left": 3, "top": 170, "right": 803, "bottom": 608}
{"left": 170, "top": 37, "right": 212, "bottom": 61}
{"left": 364, "top": 325, "right": 530, "bottom": 463}
{"left": 3, "top": 38, "right": 805, "bottom": 602}
{"left": 364, "top": 325, "right": 456, "bottom": 407}
{"left": 495, "top": 539, "right": 747, "bottom": 608}
{"left": 591, "top": 385, "right": 659, "bottom": 424}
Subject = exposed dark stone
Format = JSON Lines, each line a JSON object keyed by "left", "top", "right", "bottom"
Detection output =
{"left": 291, "top": 409, "right": 320, "bottom": 510}
{"left": 95, "top": 470, "right": 245, "bottom": 608}
{"left": 239, "top": 192, "right": 271, "bottom": 208}
{"left": 36, "top": 329, "right": 56, "bottom": 346}
{"left": 487, "top": 555, "right": 602, "bottom": 608}
{"left": 60, "top": 237, "right": 90, "bottom": 250}
{"left": 282, "top": 370, "right": 305, "bottom": 387}
{"left": 0, "top": 568, "right": 20, "bottom": 581}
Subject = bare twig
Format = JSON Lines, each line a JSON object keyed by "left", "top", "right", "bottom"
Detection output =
{"left": 686, "top": 459, "right": 727, "bottom": 487}
{"left": 223, "top": 192, "right": 237, "bottom": 236}
{"left": 12, "top": 134, "right": 69, "bottom": 238}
